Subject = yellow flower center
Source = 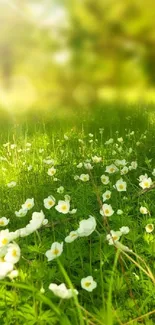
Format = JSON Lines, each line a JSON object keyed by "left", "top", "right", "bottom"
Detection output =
{"left": 2, "top": 238, "right": 8, "bottom": 245}
{"left": 49, "top": 200, "right": 54, "bottom": 206}
{"left": 27, "top": 203, "right": 32, "bottom": 208}
{"left": 12, "top": 249, "right": 17, "bottom": 257}
{"left": 119, "top": 184, "right": 124, "bottom": 190}
{"left": 0, "top": 221, "right": 4, "bottom": 225}
{"left": 112, "top": 236, "right": 118, "bottom": 241}
{"left": 61, "top": 205, "right": 67, "bottom": 211}
{"left": 50, "top": 169, "right": 55, "bottom": 175}
{"left": 85, "top": 282, "right": 91, "bottom": 287}
{"left": 52, "top": 248, "right": 59, "bottom": 255}
{"left": 104, "top": 209, "right": 110, "bottom": 215}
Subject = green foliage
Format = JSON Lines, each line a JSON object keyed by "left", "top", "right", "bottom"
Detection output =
{"left": 1, "top": 1, "right": 155, "bottom": 109}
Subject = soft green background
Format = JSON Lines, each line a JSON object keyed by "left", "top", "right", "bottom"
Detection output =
{"left": 1, "top": 0, "right": 155, "bottom": 113}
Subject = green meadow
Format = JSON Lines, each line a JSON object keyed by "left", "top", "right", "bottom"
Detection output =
{"left": 0, "top": 104, "right": 154, "bottom": 325}
{"left": 1, "top": 0, "right": 155, "bottom": 323}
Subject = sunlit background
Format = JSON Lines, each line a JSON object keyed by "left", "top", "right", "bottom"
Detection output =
{"left": 1, "top": 0, "right": 155, "bottom": 116}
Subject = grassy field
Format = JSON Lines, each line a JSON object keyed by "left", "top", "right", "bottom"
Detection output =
{"left": 0, "top": 104, "right": 155, "bottom": 325}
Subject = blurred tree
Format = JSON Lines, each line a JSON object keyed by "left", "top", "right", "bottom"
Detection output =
{"left": 0, "top": 0, "right": 155, "bottom": 108}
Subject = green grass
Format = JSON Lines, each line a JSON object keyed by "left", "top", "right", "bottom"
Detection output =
{"left": 0, "top": 104, "right": 154, "bottom": 325}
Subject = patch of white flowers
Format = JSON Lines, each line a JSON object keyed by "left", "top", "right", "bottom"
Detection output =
{"left": 79, "top": 174, "right": 90, "bottom": 182}
{"left": 105, "top": 164, "right": 118, "bottom": 174}
{"left": 44, "top": 195, "right": 56, "bottom": 209}
{"left": 1, "top": 130, "right": 153, "bottom": 300}
{"left": 102, "top": 190, "right": 111, "bottom": 202}
{"left": 115, "top": 178, "right": 127, "bottom": 192}
{"left": 81, "top": 276, "right": 97, "bottom": 292}
{"left": 100, "top": 204, "right": 114, "bottom": 217}
{"left": 15, "top": 198, "right": 34, "bottom": 217}
{"left": 55, "top": 200, "right": 70, "bottom": 214}
{"left": 47, "top": 167, "right": 56, "bottom": 177}
{"left": 139, "top": 174, "right": 153, "bottom": 189}
{"left": 45, "top": 242, "right": 63, "bottom": 261}
{"left": 101, "top": 174, "right": 109, "bottom": 185}
{"left": 0, "top": 217, "right": 10, "bottom": 227}
{"left": 145, "top": 224, "right": 154, "bottom": 233}
{"left": 0, "top": 211, "right": 47, "bottom": 279}
{"left": 49, "top": 283, "right": 78, "bottom": 299}
{"left": 7, "top": 181, "right": 17, "bottom": 188}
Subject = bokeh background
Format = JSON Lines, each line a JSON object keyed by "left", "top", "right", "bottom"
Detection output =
{"left": 1, "top": 0, "right": 155, "bottom": 117}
